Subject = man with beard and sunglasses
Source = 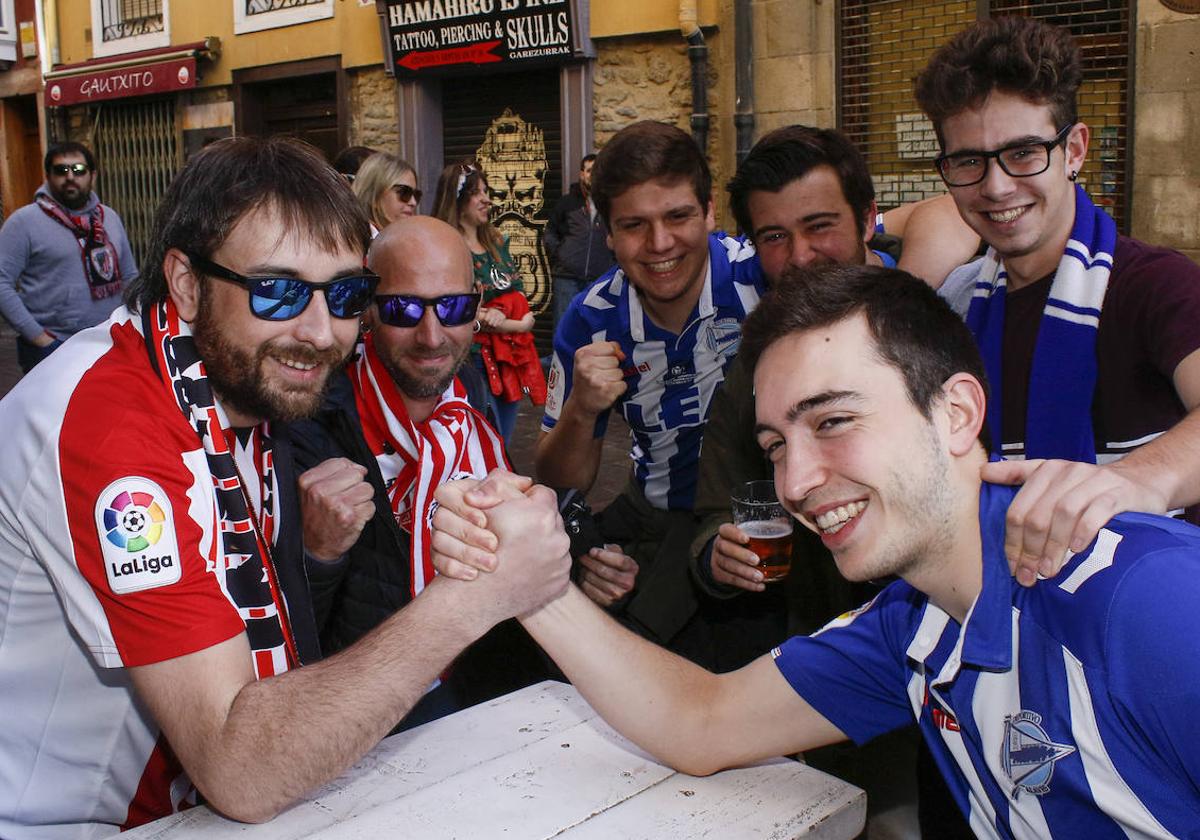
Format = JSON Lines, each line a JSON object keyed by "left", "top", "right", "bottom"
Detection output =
{"left": 0, "top": 141, "right": 139, "bottom": 372}
{"left": 290, "top": 216, "right": 556, "bottom": 727}
{"left": 0, "top": 138, "right": 569, "bottom": 839}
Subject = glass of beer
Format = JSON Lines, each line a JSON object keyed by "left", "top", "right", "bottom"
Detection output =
{"left": 731, "top": 480, "right": 794, "bottom": 583}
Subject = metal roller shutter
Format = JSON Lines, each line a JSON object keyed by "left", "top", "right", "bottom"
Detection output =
{"left": 92, "top": 96, "right": 181, "bottom": 266}
{"left": 839, "top": 0, "right": 1132, "bottom": 232}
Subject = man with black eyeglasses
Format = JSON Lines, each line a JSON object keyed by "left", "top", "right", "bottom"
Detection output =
{"left": 916, "top": 16, "right": 1200, "bottom": 590}
{"left": 288, "top": 215, "right": 555, "bottom": 725}
{"left": 0, "top": 138, "right": 567, "bottom": 838}
{"left": 0, "top": 140, "right": 139, "bottom": 372}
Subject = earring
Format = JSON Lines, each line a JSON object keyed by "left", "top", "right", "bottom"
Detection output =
{"left": 1069, "top": 170, "right": 1078, "bottom": 182}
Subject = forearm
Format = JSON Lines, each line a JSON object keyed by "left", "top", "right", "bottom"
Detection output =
{"left": 1110, "top": 408, "right": 1200, "bottom": 511}
{"left": 895, "top": 194, "right": 980, "bottom": 288}
{"left": 520, "top": 586, "right": 727, "bottom": 775}
{"left": 0, "top": 272, "right": 42, "bottom": 340}
{"left": 181, "top": 580, "right": 486, "bottom": 821}
{"left": 535, "top": 414, "right": 603, "bottom": 491}
{"left": 495, "top": 312, "right": 535, "bottom": 334}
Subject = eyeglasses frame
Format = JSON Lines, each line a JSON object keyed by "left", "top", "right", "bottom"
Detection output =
{"left": 373, "top": 292, "right": 482, "bottom": 329}
{"left": 934, "top": 124, "right": 1075, "bottom": 188}
{"left": 49, "top": 162, "right": 92, "bottom": 177}
{"left": 391, "top": 183, "right": 423, "bottom": 204}
{"left": 185, "top": 252, "right": 380, "bottom": 321}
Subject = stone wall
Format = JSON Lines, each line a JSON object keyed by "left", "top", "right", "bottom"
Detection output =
{"left": 348, "top": 66, "right": 401, "bottom": 153}
{"left": 750, "top": 0, "right": 835, "bottom": 133}
{"left": 593, "top": 34, "right": 693, "bottom": 146}
{"left": 1133, "top": 0, "right": 1200, "bottom": 264}
{"left": 592, "top": 23, "right": 735, "bottom": 225}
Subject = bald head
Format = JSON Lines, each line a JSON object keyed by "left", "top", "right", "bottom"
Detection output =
{"left": 365, "top": 215, "right": 479, "bottom": 418}
{"left": 368, "top": 216, "right": 473, "bottom": 295}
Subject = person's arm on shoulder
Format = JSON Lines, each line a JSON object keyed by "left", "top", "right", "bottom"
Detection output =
{"left": 986, "top": 351, "right": 1200, "bottom": 585}
{"left": 129, "top": 505, "right": 570, "bottom": 823}
{"left": 0, "top": 213, "right": 51, "bottom": 342}
{"left": 883, "top": 194, "right": 980, "bottom": 288}
{"left": 984, "top": 250, "right": 1200, "bottom": 584}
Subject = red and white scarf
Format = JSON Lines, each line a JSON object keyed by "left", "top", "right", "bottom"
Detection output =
{"left": 350, "top": 334, "right": 509, "bottom": 597}
{"left": 144, "top": 298, "right": 298, "bottom": 676}
{"left": 37, "top": 194, "right": 123, "bottom": 300}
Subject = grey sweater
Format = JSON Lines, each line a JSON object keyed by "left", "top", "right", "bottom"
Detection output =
{"left": 0, "top": 185, "right": 138, "bottom": 341}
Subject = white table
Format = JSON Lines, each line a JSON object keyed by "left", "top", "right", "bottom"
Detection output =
{"left": 124, "top": 681, "right": 865, "bottom": 839}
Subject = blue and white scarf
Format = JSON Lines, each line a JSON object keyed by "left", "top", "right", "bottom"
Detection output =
{"left": 966, "top": 185, "right": 1117, "bottom": 462}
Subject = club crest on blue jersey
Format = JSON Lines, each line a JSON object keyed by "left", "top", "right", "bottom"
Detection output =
{"left": 704, "top": 317, "right": 742, "bottom": 358}
{"left": 1001, "top": 710, "right": 1076, "bottom": 798}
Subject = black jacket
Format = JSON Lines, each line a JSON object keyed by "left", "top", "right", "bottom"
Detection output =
{"left": 287, "top": 363, "right": 553, "bottom": 707}
{"left": 544, "top": 183, "right": 614, "bottom": 283}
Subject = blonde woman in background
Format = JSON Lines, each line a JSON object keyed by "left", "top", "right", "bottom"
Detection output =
{"left": 354, "top": 152, "right": 421, "bottom": 236}
{"left": 432, "top": 158, "right": 545, "bottom": 444}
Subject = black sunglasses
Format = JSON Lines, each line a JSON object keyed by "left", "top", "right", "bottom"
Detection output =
{"left": 374, "top": 293, "right": 481, "bottom": 328}
{"left": 935, "top": 124, "right": 1073, "bottom": 187}
{"left": 186, "top": 253, "right": 380, "bottom": 321}
{"left": 392, "top": 184, "right": 423, "bottom": 204}
{"left": 50, "top": 163, "right": 91, "bottom": 177}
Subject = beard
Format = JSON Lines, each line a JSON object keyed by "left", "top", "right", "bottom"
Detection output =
{"left": 378, "top": 339, "right": 472, "bottom": 402}
{"left": 52, "top": 184, "right": 89, "bottom": 211}
{"left": 192, "top": 293, "right": 349, "bottom": 424}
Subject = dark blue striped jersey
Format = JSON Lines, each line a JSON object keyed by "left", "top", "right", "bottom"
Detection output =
{"left": 543, "top": 233, "right": 765, "bottom": 511}
{"left": 773, "top": 482, "right": 1200, "bottom": 838}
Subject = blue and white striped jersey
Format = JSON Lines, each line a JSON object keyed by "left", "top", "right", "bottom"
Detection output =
{"left": 773, "top": 482, "right": 1200, "bottom": 838}
{"left": 543, "top": 232, "right": 765, "bottom": 511}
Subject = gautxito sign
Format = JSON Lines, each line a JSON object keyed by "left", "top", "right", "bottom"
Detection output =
{"left": 47, "top": 57, "right": 198, "bottom": 107}
{"left": 382, "top": 0, "right": 575, "bottom": 75}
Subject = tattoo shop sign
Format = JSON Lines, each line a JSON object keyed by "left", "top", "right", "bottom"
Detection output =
{"left": 381, "top": 0, "right": 576, "bottom": 76}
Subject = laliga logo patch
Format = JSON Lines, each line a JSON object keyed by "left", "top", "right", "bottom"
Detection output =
{"left": 1001, "top": 710, "right": 1075, "bottom": 799}
{"left": 95, "top": 477, "right": 182, "bottom": 594}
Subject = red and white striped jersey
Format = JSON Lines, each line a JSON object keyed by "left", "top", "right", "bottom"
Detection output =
{"left": 0, "top": 308, "right": 290, "bottom": 838}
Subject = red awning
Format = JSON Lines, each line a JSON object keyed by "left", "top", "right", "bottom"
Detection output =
{"left": 44, "top": 39, "right": 219, "bottom": 107}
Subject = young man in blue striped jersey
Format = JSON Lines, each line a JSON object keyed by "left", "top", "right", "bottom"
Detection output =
{"left": 438, "top": 263, "right": 1200, "bottom": 837}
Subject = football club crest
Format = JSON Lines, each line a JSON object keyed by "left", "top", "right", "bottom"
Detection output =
{"left": 1001, "top": 710, "right": 1076, "bottom": 798}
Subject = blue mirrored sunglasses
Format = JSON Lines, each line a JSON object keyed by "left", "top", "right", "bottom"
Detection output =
{"left": 186, "top": 253, "right": 379, "bottom": 321}
{"left": 374, "top": 293, "right": 481, "bottom": 328}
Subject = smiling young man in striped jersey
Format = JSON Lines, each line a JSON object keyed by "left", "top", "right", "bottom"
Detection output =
{"left": 916, "top": 17, "right": 1200, "bottom": 586}
{"left": 436, "top": 263, "right": 1200, "bottom": 837}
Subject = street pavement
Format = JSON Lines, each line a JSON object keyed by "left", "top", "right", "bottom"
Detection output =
{"left": 0, "top": 326, "right": 630, "bottom": 510}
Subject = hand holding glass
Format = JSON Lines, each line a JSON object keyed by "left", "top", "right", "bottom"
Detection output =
{"left": 731, "top": 480, "right": 794, "bottom": 583}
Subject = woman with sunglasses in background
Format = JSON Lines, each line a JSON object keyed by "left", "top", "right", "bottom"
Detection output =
{"left": 432, "top": 159, "right": 545, "bottom": 444}
{"left": 353, "top": 152, "right": 422, "bottom": 236}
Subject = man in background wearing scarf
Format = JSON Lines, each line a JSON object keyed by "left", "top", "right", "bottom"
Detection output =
{"left": 0, "top": 141, "right": 138, "bottom": 372}
{"left": 917, "top": 16, "right": 1200, "bottom": 587}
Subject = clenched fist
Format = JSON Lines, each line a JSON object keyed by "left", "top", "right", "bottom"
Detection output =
{"left": 298, "top": 458, "right": 376, "bottom": 562}
{"left": 568, "top": 340, "right": 628, "bottom": 416}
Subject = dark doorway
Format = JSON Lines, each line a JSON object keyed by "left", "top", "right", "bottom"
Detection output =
{"left": 0, "top": 94, "right": 42, "bottom": 220}
{"left": 233, "top": 57, "right": 347, "bottom": 163}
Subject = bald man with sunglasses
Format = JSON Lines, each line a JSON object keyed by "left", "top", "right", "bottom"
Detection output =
{"left": 290, "top": 215, "right": 558, "bottom": 726}
{"left": 0, "top": 139, "right": 567, "bottom": 838}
